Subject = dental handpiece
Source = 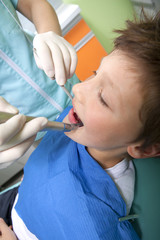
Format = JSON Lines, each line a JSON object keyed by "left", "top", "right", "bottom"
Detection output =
{"left": 0, "top": 112, "right": 80, "bottom": 132}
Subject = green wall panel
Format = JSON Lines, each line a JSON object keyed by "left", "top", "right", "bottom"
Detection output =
{"left": 63, "top": 0, "right": 135, "bottom": 53}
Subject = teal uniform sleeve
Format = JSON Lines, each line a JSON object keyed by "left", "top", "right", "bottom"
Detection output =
{"left": 10, "top": 0, "right": 18, "bottom": 9}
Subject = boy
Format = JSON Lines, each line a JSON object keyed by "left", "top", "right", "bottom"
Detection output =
{"left": 1, "top": 11, "right": 160, "bottom": 239}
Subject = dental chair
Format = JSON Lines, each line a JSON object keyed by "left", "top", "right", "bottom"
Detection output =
{"left": 131, "top": 157, "right": 160, "bottom": 240}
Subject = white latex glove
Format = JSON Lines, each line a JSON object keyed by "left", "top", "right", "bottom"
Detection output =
{"left": 0, "top": 97, "right": 48, "bottom": 168}
{"left": 33, "top": 31, "right": 77, "bottom": 86}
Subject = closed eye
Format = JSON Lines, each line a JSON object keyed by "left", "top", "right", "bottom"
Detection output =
{"left": 98, "top": 89, "right": 108, "bottom": 107}
{"left": 93, "top": 71, "right": 108, "bottom": 107}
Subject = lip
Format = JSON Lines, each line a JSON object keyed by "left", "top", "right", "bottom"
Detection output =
{"left": 68, "top": 102, "right": 83, "bottom": 126}
{"left": 68, "top": 108, "right": 78, "bottom": 124}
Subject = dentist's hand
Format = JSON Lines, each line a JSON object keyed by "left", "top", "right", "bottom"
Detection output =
{"left": 0, "top": 97, "right": 48, "bottom": 168}
{"left": 33, "top": 31, "right": 77, "bottom": 86}
{"left": 0, "top": 218, "right": 17, "bottom": 240}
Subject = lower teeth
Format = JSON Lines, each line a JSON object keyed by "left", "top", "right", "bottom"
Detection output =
{"left": 73, "top": 112, "right": 83, "bottom": 126}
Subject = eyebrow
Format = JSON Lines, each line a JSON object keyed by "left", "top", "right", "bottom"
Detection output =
{"left": 99, "top": 55, "right": 125, "bottom": 110}
{"left": 96, "top": 56, "right": 115, "bottom": 91}
{"left": 100, "top": 59, "right": 114, "bottom": 88}
{"left": 100, "top": 60, "right": 118, "bottom": 108}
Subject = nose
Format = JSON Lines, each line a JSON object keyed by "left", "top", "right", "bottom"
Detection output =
{"left": 73, "top": 79, "right": 91, "bottom": 103}
{"left": 72, "top": 82, "right": 84, "bottom": 103}
{"left": 72, "top": 75, "right": 96, "bottom": 103}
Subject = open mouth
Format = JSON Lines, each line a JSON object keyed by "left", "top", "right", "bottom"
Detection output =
{"left": 68, "top": 107, "right": 83, "bottom": 127}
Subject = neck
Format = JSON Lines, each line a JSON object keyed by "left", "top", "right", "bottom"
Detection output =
{"left": 87, "top": 146, "right": 127, "bottom": 169}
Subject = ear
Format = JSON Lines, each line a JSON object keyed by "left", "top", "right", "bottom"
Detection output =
{"left": 127, "top": 143, "right": 160, "bottom": 159}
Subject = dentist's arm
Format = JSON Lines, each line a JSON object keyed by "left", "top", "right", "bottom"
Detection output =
{"left": 0, "top": 97, "right": 48, "bottom": 169}
{"left": 17, "top": 0, "right": 77, "bottom": 85}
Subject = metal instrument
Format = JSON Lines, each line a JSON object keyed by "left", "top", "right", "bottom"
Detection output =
{"left": 0, "top": 112, "right": 81, "bottom": 132}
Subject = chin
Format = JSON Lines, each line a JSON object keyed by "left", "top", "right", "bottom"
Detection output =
{"left": 63, "top": 113, "right": 84, "bottom": 143}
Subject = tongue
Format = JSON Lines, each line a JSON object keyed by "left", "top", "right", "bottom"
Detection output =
{"left": 68, "top": 108, "right": 78, "bottom": 124}
{"left": 68, "top": 108, "right": 83, "bottom": 125}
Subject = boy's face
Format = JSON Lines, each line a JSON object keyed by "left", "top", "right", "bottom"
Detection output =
{"left": 64, "top": 50, "right": 143, "bottom": 160}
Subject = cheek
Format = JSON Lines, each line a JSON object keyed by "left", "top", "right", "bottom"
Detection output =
{"left": 84, "top": 112, "right": 109, "bottom": 141}
{"left": 84, "top": 112, "right": 101, "bottom": 134}
{"left": 84, "top": 110, "right": 125, "bottom": 146}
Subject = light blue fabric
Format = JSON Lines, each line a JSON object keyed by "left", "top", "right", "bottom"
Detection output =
{"left": 0, "top": 0, "right": 79, "bottom": 139}
{"left": 10, "top": 0, "right": 17, "bottom": 8}
{"left": 0, "top": 181, "right": 21, "bottom": 195}
{"left": 15, "top": 107, "right": 140, "bottom": 240}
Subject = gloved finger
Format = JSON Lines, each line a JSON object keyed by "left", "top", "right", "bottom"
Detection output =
{"left": 47, "top": 41, "right": 72, "bottom": 85}
{"left": 62, "top": 40, "right": 78, "bottom": 78}
{"left": 0, "top": 96, "right": 18, "bottom": 114}
{"left": 0, "top": 135, "right": 36, "bottom": 166}
{"left": 52, "top": 40, "right": 71, "bottom": 80}
{"left": 39, "top": 41, "right": 67, "bottom": 84}
{"left": 34, "top": 41, "right": 55, "bottom": 78}
{"left": 0, "top": 114, "right": 26, "bottom": 145}
{"left": 0, "top": 117, "right": 48, "bottom": 151}
{"left": 33, "top": 50, "right": 43, "bottom": 70}
{"left": 48, "top": 43, "right": 67, "bottom": 85}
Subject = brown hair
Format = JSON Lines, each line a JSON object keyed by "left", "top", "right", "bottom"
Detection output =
{"left": 113, "top": 10, "right": 160, "bottom": 150}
